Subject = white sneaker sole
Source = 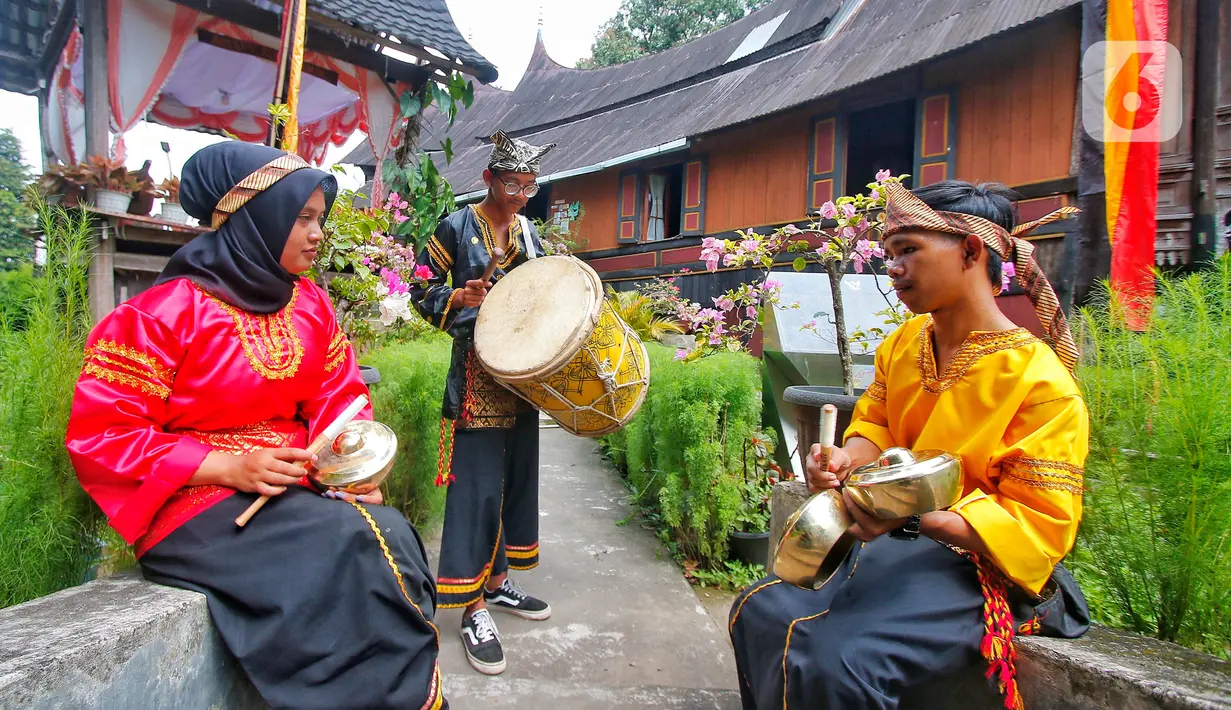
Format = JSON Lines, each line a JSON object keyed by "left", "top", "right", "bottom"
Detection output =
{"left": 488, "top": 602, "right": 552, "bottom": 621}
{"left": 460, "top": 636, "right": 506, "bottom": 675}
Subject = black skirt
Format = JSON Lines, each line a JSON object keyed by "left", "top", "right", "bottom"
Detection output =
{"left": 139, "top": 487, "right": 445, "bottom": 710}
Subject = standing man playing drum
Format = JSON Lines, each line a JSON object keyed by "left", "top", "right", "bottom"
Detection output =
{"left": 409, "top": 131, "right": 555, "bottom": 675}
{"left": 730, "top": 181, "right": 1091, "bottom": 709}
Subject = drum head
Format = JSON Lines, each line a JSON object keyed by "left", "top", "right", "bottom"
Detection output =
{"left": 474, "top": 256, "right": 604, "bottom": 381}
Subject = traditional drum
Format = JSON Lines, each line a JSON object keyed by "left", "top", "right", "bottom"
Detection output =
{"left": 474, "top": 255, "right": 649, "bottom": 437}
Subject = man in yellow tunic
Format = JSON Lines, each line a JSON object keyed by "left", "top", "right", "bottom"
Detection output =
{"left": 729, "top": 181, "right": 1090, "bottom": 710}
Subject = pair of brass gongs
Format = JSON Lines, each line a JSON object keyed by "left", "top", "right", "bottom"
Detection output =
{"left": 773, "top": 447, "right": 965, "bottom": 589}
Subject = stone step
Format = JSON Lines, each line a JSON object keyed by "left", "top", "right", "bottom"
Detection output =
{"left": 440, "top": 676, "right": 741, "bottom": 710}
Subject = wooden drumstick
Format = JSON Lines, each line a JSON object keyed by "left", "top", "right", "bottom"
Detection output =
{"left": 814, "top": 404, "right": 839, "bottom": 475}
{"left": 234, "top": 394, "right": 369, "bottom": 527}
{"left": 479, "top": 247, "right": 505, "bottom": 284}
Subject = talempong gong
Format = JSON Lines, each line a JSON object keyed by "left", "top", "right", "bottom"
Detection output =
{"left": 772, "top": 447, "right": 964, "bottom": 589}
{"left": 307, "top": 420, "right": 398, "bottom": 495}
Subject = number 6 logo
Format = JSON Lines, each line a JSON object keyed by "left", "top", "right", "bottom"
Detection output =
{"left": 1082, "top": 41, "right": 1182, "bottom": 143}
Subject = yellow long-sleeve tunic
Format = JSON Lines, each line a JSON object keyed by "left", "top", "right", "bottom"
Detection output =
{"left": 845, "top": 315, "right": 1088, "bottom": 595}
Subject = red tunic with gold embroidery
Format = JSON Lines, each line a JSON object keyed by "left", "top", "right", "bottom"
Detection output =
{"left": 66, "top": 277, "right": 371, "bottom": 557}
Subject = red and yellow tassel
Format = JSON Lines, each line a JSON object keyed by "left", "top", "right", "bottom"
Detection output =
{"left": 966, "top": 552, "right": 1026, "bottom": 710}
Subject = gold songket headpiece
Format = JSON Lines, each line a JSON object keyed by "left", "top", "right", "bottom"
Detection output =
{"left": 211, "top": 153, "right": 312, "bottom": 229}
{"left": 880, "top": 181, "right": 1081, "bottom": 374}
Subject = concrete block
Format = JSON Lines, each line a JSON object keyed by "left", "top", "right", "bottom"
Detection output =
{"left": 0, "top": 572, "right": 263, "bottom": 710}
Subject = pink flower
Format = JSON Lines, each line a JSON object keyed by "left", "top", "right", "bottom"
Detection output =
{"left": 675, "top": 348, "right": 689, "bottom": 361}
{"left": 764, "top": 279, "right": 782, "bottom": 290}
{"left": 746, "top": 306, "right": 757, "bottom": 319}
{"left": 869, "top": 188, "right": 881, "bottom": 201}
{"left": 740, "top": 239, "right": 759, "bottom": 253}
{"left": 875, "top": 169, "right": 891, "bottom": 182}
{"left": 413, "top": 264, "right": 433, "bottom": 281}
{"left": 393, "top": 210, "right": 409, "bottom": 224}
{"left": 819, "top": 201, "right": 838, "bottom": 220}
{"left": 1001, "top": 261, "right": 1017, "bottom": 292}
{"left": 713, "top": 296, "right": 736, "bottom": 311}
{"left": 857, "top": 218, "right": 869, "bottom": 231}
{"left": 384, "top": 192, "right": 409, "bottom": 211}
{"left": 840, "top": 225, "right": 856, "bottom": 240}
{"left": 708, "top": 333, "right": 723, "bottom": 346}
{"left": 680, "top": 267, "right": 691, "bottom": 273}
{"left": 803, "top": 319, "right": 817, "bottom": 329}
{"left": 783, "top": 224, "right": 801, "bottom": 235}
{"left": 841, "top": 203, "right": 858, "bottom": 219}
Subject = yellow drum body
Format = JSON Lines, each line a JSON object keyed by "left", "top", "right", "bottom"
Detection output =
{"left": 474, "top": 256, "right": 649, "bottom": 437}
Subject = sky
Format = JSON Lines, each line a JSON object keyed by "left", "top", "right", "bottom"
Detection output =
{"left": 0, "top": 0, "right": 621, "bottom": 188}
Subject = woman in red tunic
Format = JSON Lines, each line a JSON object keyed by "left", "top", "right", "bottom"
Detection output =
{"left": 65, "top": 142, "right": 444, "bottom": 710}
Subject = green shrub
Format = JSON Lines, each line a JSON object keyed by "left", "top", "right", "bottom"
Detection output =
{"left": 0, "top": 204, "right": 100, "bottom": 609}
{"left": 604, "top": 343, "right": 761, "bottom": 569}
{"left": 361, "top": 334, "right": 453, "bottom": 531}
{"left": 1073, "top": 256, "right": 1231, "bottom": 658}
{"left": 0, "top": 264, "right": 35, "bottom": 331}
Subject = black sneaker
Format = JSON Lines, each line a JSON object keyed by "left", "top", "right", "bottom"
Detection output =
{"left": 460, "top": 609, "right": 505, "bottom": 675}
{"left": 483, "top": 578, "right": 552, "bottom": 621}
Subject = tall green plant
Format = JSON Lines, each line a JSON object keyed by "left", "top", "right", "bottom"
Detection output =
{"left": 361, "top": 336, "right": 452, "bottom": 530}
{"left": 607, "top": 343, "right": 761, "bottom": 568}
{"left": 0, "top": 202, "right": 101, "bottom": 608}
{"left": 1074, "top": 256, "right": 1231, "bottom": 657}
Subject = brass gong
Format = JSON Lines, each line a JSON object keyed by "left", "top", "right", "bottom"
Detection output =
{"left": 307, "top": 420, "right": 398, "bottom": 495}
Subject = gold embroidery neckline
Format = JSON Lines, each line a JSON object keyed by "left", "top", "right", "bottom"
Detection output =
{"left": 471, "top": 204, "right": 520, "bottom": 269}
{"left": 198, "top": 281, "right": 304, "bottom": 380}
{"left": 918, "top": 317, "right": 1037, "bottom": 394}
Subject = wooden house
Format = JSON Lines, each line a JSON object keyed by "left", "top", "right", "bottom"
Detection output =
{"left": 346, "top": 0, "right": 1228, "bottom": 314}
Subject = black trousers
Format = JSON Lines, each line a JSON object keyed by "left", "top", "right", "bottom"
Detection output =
{"left": 436, "top": 411, "right": 540, "bottom": 608}
{"left": 140, "top": 488, "right": 445, "bottom": 710}
{"left": 729, "top": 536, "right": 987, "bottom": 710}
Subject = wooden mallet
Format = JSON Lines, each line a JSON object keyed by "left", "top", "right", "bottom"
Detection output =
{"left": 234, "top": 394, "right": 370, "bottom": 527}
{"left": 479, "top": 247, "right": 505, "bottom": 284}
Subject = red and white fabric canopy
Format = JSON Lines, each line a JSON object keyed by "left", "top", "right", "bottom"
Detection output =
{"left": 48, "top": 0, "right": 407, "bottom": 169}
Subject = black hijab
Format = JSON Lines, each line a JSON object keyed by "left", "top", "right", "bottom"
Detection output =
{"left": 156, "top": 142, "right": 337, "bottom": 313}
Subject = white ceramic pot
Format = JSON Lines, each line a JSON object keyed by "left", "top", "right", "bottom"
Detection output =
{"left": 94, "top": 189, "right": 132, "bottom": 213}
{"left": 160, "top": 202, "right": 190, "bottom": 224}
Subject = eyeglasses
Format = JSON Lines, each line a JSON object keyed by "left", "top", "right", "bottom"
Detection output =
{"left": 496, "top": 177, "right": 540, "bottom": 198}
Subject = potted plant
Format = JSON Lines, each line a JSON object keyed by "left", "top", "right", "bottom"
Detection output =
{"left": 36, "top": 163, "right": 89, "bottom": 207}
{"left": 730, "top": 428, "right": 782, "bottom": 569}
{"left": 158, "top": 177, "right": 190, "bottom": 224}
{"left": 80, "top": 156, "right": 142, "bottom": 213}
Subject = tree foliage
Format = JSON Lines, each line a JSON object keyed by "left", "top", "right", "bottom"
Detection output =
{"left": 0, "top": 129, "right": 34, "bottom": 270}
{"left": 578, "top": 0, "right": 771, "bottom": 69}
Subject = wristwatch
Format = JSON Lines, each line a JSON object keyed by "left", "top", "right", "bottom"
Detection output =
{"left": 889, "top": 514, "right": 922, "bottom": 540}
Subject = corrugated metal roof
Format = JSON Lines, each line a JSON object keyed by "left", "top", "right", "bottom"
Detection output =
{"left": 414, "top": 0, "right": 1080, "bottom": 194}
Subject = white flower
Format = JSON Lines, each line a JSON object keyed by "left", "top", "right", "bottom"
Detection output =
{"left": 378, "top": 294, "right": 413, "bottom": 326}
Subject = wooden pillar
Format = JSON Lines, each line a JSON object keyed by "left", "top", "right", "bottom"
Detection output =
{"left": 81, "top": 0, "right": 114, "bottom": 321}
{"left": 1190, "top": 0, "right": 1220, "bottom": 265}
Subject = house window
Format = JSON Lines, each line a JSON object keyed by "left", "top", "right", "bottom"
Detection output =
{"left": 644, "top": 164, "right": 684, "bottom": 241}
{"left": 845, "top": 99, "right": 915, "bottom": 193}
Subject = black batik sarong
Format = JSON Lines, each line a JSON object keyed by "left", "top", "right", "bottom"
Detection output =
{"left": 729, "top": 536, "right": 988, "bottom": 710}
{"left": 436, "top": 411, "right": 540, "bottom": 608}
{"left": 139, "top": 487, "right": 445, "bottom": 710}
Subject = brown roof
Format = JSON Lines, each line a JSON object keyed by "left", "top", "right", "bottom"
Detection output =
{"left": 341, "top": 0, "right": 1081, "bottom": 198}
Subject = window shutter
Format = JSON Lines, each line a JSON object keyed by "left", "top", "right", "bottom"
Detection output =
{"left": 808, "top": 114, "right": 845, "bottom": 212}
{"left": 680, "top": 156, "right": 707, "bottom": 236}
{"left": 913, "top": 90, "right": 957, "bottom": 187}
{"left": 618, "top": 170, "right": 642, "bottom": 243}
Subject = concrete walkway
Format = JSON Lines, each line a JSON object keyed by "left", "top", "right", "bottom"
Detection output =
{"left": 424, "top": 427, "right": 742, "bottom": 710}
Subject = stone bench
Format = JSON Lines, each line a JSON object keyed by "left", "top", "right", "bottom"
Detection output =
{"left": 4, "top": 519, "right": 1231, "bottom": 709}
{"left": 770, "top": 480, "right": 1231, "bottom": 709}
{"left": 0, "top": 572, "right": 264, "bottom": 709}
